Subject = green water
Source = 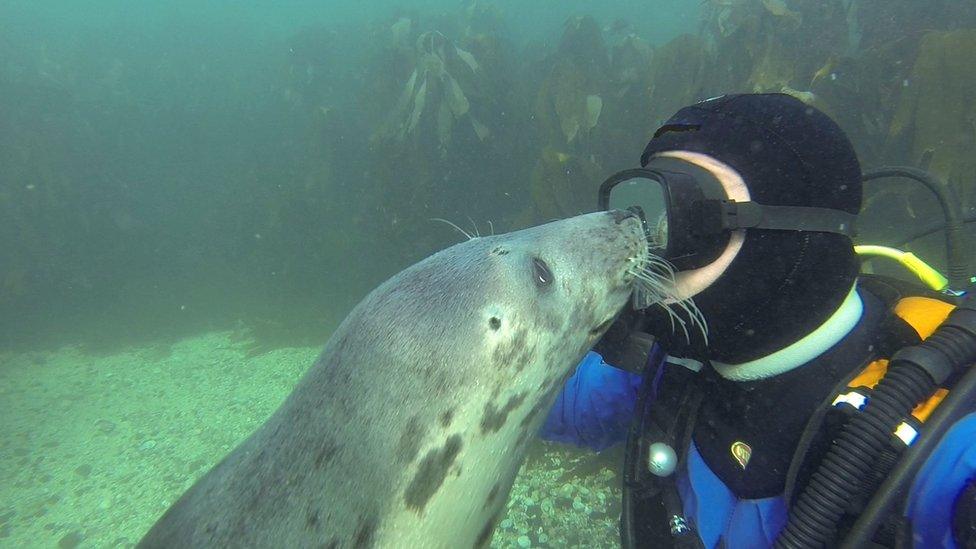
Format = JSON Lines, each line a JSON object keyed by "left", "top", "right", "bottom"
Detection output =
{"left": 2, "top": 0, "right": 975, "bottom": 546}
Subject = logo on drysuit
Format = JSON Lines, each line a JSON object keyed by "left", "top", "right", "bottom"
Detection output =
{"left": 731, "top": 440, "right": 752, "bottom": 469}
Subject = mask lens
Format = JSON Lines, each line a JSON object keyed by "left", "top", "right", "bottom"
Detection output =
{"left": 608, "top": 176, "right": 669, "bottom": 250}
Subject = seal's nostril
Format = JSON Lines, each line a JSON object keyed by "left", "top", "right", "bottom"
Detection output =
{"left": 609, "top": 209, "right": 637, "bottom": 224}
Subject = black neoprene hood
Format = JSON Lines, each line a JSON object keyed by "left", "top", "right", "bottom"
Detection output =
{"left": 641, "top": 93, "right": 864, "bottom": 363}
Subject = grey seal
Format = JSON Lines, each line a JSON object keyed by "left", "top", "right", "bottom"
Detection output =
{"left": 138, "top": 210, "right": 647, "bottom": 548}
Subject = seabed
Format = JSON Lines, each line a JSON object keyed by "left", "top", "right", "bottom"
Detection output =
{"left": 0, "top": 332, "right": 620, "bottom": 548}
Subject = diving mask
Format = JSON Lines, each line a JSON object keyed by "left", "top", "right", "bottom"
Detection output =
{"left": 598, "top": 156, "right": 858, "bottom": 271}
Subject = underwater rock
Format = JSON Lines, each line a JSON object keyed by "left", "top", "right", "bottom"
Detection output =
{"left": 888, "top": 30, "right": 976, "bottom": 206}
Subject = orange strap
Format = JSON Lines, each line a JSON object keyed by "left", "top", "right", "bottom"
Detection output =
{"left": 894, "top": 297, "right": 955, "bottom": 338}
{"left": 845, "top": 296, "right": 955, "bottom": 422}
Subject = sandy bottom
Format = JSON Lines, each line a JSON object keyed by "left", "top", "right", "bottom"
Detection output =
{"left": 0, "top": 331, "right": 621, "bottom": 548}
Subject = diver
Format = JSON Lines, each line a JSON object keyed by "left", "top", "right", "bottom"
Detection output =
{"left": 539, "top": 93, "right": 976, "bottom": 548}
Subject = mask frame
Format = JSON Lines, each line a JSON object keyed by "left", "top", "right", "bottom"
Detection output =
{"left": 598, "top": 156, "right": 858, "bottom": 271}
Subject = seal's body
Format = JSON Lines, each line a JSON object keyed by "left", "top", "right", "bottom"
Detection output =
{"left": 139, "top": 211, "right": 646, "bottom": 548}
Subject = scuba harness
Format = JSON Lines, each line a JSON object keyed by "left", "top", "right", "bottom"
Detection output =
{"left": 611, "top": 167, "right": 976, "bottom": 548}
{"left": 621, "top": 279, "right": 976, "bottom": 549}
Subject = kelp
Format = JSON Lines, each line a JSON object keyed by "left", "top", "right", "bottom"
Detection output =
{"left": 528, "top": 147, "right": 604, "bottom": 221}
{"left": 645, "top": 34, "right": 711, "bottom": 125}
{"left": 384, "top": 31, "right": 489, "bottom": 149}
{"left": 533, "top": 16, "right": 609, "bottom": 147}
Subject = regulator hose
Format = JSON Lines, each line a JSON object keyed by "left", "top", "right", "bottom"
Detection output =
{"left": 862, "top": 167, "right": 970, "bottom": 290}
{"left": 894, "top": 212, "right": 976, "bottom": 250}
{"left": 775, "top": 292, "right": 976, "bottom": 548}
{"left": 839, "top": 351, "right": 976, "bottom": 548}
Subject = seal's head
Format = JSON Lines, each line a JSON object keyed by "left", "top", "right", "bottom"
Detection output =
{"left": 359, "top": 209, "right": 648, "bottom": 397}
{"left": 473, "top": 208, "right": 647, "bottom": 353}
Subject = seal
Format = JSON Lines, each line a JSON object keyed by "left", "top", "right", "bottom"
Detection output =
{"left": 138, "top": 210, "right": 647, "bottom": 549}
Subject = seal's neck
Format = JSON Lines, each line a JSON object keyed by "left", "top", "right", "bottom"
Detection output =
{"left": 710, "top": 283, "right": 863, "bottom": 381}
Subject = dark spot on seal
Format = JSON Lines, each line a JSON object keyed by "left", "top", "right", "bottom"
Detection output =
{"left": 404, "top": 435, "right": 463, "bottom": 512}
{"left": 353, "top": 513, "right": 377, "bottom": 548}
{"left": 488, "top": 317, "right": 501, "bottom": 330}
{"left": 440, "top": 408, "right": 454, "bottom": 427}
{"left": 320, "top": 538, "right": 339, "bottom": 549}
{"left": 480, "top": 392, "right": 527, "bottom": 434}
{"left": 474, "top": 512, "right": 500, "bottom": 548}
{"left": 483, "top": 481, "right": 502, "bottom": 509}
{"left": 395, "top": 415, "right": 427, "bottom": 464}
{"left": 306, "top": 509, "right": 319, "bottom": 530}
{"left": 491, "top": 246, "right": 509, "bottom": 256}
{"left": 314, "top": 440, "right": 339, "bottom": 469}
{"left": 492, "top": 329, "right": 534, "bottom": 372}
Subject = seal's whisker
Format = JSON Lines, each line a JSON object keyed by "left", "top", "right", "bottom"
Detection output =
{"left": 630, "top": 253, "right": 709, "bottom": 345}
{"left": 487, "top": 220, "right": 495, "bottom": 236}
{"left": 430, "top": 217, "right": 475, "bottom": 241}
{"left": 466, "top": 215, "right": 481, "bottom": 238}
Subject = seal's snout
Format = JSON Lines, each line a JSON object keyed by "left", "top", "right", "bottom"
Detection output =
{"left": 608, "top": 209, "right": 638, "bottom": 225}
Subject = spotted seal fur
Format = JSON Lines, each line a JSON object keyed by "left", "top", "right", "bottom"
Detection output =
{"left": 138, "top": 210, "right": 647, "bottom": 548}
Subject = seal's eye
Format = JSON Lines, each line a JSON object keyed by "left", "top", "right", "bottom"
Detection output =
{"left": 532, "top": 257, "right": 553, "bottom": 289}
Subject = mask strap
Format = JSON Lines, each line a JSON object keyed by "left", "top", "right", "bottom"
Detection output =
{"left": 713, "top": 200, "right": 857, "bottom": 238}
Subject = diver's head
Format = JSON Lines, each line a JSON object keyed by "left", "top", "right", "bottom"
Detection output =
{"left": 606, "top": 93, "right": 862, "bottom": 363}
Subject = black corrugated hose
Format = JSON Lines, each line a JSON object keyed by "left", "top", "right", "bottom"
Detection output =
{"left": 775, "top": 293, "right": 976, "bottom": 548}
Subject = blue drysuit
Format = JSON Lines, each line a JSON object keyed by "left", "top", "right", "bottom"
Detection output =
{"left": 539, "top": 350, "right": 976, "bottom": 548}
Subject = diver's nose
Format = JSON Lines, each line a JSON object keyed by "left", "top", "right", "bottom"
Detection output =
{"left": 609, "top": 209, "right": 638, "bottom": 224}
